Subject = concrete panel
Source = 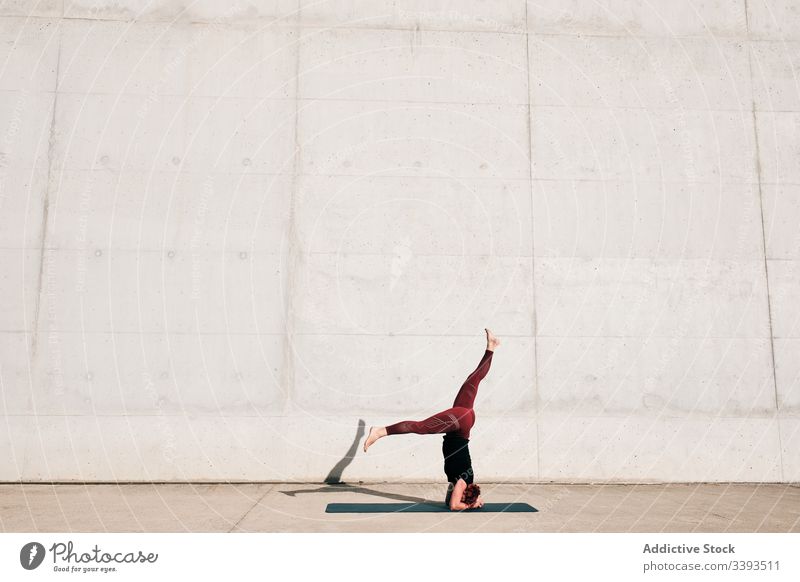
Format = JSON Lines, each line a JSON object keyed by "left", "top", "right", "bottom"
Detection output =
{"left": 0, "top": 165, "right": 49, "bottom": 250}
{"left": 159, "top": 414, "right": 327, "bottom": 482}
{"left": 0, "top": 17, "right": 60, "bottom": 92}
{"left": 747, "top": 0, "right": 800, "bottom": 40}
{"left": 763, "top": 184, "right": 800, "bottom": 260}
{"left": 532, "top": 106, "right": 757, "bottom": 183}
{"left": 781, "top": 418, "right": 800, "bottom": 482}
{"left": 538, "top": 336, "right": 775, "bottom": 416}
{"left": 0, "top": 417, "right": 20, "bottom": 479}
{"left": 59, "top": 20, "right": 296, "bottom": 99}
{"left": 23, "top": 331, "right": 286, "bottom": 415}
{"left": 0, "top": 91, "right": 54, "bottom": 248}
{"left": 0, "top": 332, "right": 31, "bottom": 409}
{"left": 36, "top": 249, "right": 286, "bottom": 334}
{"left": 750, "top": 40, "right": 800, "bottom": 112}
{"left": 767, "top": 258, "right": 800, "bottom": 338}
{"left": 293, "top": 253, "right": 534, "bottom": 336}
{"left": 2, "top": 414, "right": 161, "bottom": 481}
{"left": 49, "top": 170, "right": 292, "bottom": 252}
{"left": 756, "top": 111, "right": 800, "bottom": 184}
{"left": 299, "top": 27, "right": 527, "bottom": 104}
{"left": 539, "top": 414, "right": 782, "bottom": 481}
{"left": 184, "top": 97, "right": 296, "bottom": 174}
{"left": 300, "top": 0, "right": 527, "bottom": 33}
{"left": 530, "top": 35, "right": 750, "bottom": 110}
{"left": 298, "top": 99, "right": 530, "bottom": 180}
{"left": 295, "top": 174, "right": 532, "bottom": 257}
{"left": 0, "top": 414, "right": 268, "bottom": 481}
{"left": 53, "top": 92, "right": 189, "bottom": 173}
{"left": 532, "top": 180, "right": 764, "bottom": 260}
{"left": 527, "top": 0, "right": 748, "bottom": 38}
{"left": 0, "top": 1, "right": 62, "bottom": 17}
{"left": 468, "top": 417, "right": 538, "bottom": 481}
{"left": 53, "top": 92, "right": 296, "bottom": 175}
{"left": 535, "top": 258, "right": 770, "bottom": 338}
{"left": 64, "top": 0, "right": 300, "bottom": 22}
{"left": 774, "top": 339, "right": 800, "bottom": 414}
{"left": 290, "top": 334, "right": 535, "bottom": 415}
{"left": 0, "top": 249, "right": 40, "bottom": 331}
{"left": 0, "top": 91, "right": 55, "bottom": 169}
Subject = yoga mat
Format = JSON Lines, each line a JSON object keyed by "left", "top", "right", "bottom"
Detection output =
{"left": 325, "top": 502, "right": 537, "bottom": 513}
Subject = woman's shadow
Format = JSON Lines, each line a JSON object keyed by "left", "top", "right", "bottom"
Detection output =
{"left": 278, "top": 419, "right": 440, "bottom": 504}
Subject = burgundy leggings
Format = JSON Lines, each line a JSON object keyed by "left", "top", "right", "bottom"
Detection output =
{"left": 385, "top": 349, "right": 493, "bottom": 439}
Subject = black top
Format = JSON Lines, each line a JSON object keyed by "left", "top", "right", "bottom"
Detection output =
{"left": 442, "top": 434, "right": 474, "bottom": 485}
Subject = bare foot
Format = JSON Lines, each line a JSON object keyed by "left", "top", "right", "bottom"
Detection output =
{"left": 363, "top": 426, "right": 386, "bottom": 453}
{"left": 485, "top": 328, "right": 500, "bottom": 351}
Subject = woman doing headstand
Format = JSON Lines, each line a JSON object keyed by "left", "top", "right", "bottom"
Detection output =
{"left": 363, "top": 328, "right": 500, "bottom": 511}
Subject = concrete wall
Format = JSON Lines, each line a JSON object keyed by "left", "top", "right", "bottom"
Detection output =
{"left": 1, "top": 0, "right": 798, "bottom": 483}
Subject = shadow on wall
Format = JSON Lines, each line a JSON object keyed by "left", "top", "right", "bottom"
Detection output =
{"left": 324, "top": 418, "right": 365, "bottom": 484}
{"left": 279, "top": 418, "right": 439, "bottom": 504}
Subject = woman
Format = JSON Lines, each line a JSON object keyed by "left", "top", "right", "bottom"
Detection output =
{"left": 363, "top": 328, "right": 500, "bottom": 511}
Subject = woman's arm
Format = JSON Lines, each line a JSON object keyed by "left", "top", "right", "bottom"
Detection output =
{"left": 468, "top": 495, "right": 484, "bottom": 509}
{"left": 449, "top": 481, "right": 484, "bottom": 510}
{"left": 448, "top": 479, "right": 469, "bottom": 511}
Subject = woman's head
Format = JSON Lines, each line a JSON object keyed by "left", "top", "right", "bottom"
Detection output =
{"left": 461, "top": 483, "right": 481, "bottom": 505}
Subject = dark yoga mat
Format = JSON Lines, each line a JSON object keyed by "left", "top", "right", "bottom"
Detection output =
{"left": 326, "top": 502, "right": 537, "bottom": 513}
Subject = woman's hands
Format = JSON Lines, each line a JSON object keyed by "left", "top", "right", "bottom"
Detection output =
{"left": 448, "top": 480, "right": 484, "bottom": 511}
{"left": 467, "top": 495, "right": 484, "bottom": 509}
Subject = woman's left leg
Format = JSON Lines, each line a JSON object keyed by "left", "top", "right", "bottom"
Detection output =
{"left": 385, "top": 407, "right": 472, "bottom": 436}
{"left": 363, "top": 406, "right": 472, "bottom": 452}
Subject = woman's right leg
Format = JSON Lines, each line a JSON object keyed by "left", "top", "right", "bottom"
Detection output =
{"left": 451, "top": 328, "right": 500, "bottom": 409}
{"left": 451, "top": 349, "right": 493, "bottom": 409}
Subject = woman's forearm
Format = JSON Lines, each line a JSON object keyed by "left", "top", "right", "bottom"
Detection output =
{"left": 450, "top": 500, "right": 482, "bottom": 511}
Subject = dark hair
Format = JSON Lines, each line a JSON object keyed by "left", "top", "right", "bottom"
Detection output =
{"left": 461, "top": 483, "right": 481, "bottom": 505}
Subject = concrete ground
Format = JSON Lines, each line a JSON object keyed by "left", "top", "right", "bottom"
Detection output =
{"left": 1, "top": 483, "right": 798, "bottom": 533}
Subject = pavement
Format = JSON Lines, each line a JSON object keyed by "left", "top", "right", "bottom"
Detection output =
{"left": 1, "top": 483, "right": 798, "bottom": 533}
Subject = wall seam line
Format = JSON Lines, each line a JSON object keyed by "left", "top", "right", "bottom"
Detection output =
{"left": 744, "top": 0, "right": 783, "bottom": 482}
{"left": 524, "top": 0, "right": 541, "bottom": 482}
{"left": 30, "top": 22, "right": 62, "bottom": 359}
{"left": 279, "top": 3, "right": 303, "bottom": 418}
